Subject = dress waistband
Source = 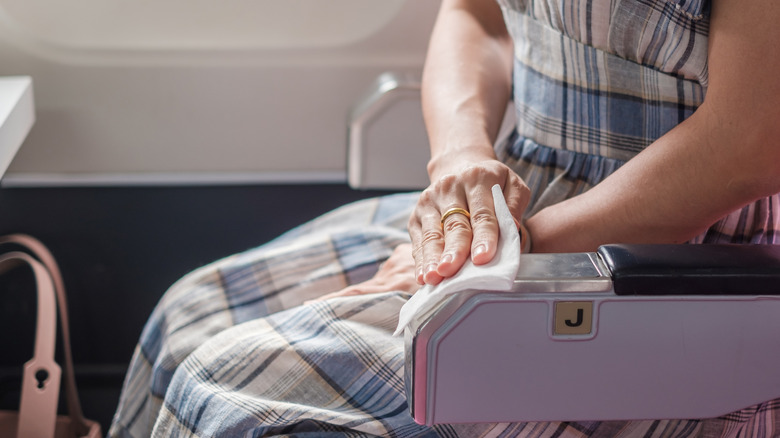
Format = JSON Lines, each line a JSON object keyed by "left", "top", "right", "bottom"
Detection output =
{"left": 506, "top": 11, "right": 707, "bottom": 160}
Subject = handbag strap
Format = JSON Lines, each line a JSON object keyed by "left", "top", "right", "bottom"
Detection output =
{"left": 0, "top": 251, "right": 61, "bottom": 438}
{"left": 0, "top": 235, "right": 91, "bottom": 437}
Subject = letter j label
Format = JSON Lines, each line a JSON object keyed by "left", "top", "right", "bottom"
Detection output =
{"left": 554, "top": 301, "right": 594, "bottom": 335}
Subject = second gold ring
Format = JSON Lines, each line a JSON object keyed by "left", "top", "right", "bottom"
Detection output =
{"left": 440, "top": 207, "right": 471, "bottom": 229}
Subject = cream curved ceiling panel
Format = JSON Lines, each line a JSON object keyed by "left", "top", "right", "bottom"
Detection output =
{"left": 0, "top": 0, "right": 404, "bottom": 51}
{"left": 0, "top": 0, "right": 439, "bottom": 186}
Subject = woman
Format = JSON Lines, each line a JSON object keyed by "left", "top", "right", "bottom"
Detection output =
{"left": 110, "top": 0, "right": 780, "bottom": 436}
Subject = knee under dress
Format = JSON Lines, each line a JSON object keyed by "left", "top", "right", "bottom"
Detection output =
{"left": 109, "top": 0, "right": 780, "bottom": 436}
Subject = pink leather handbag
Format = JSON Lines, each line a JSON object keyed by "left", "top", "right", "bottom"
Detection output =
{"left": 0, "top": 234, "right": 101, "bottom": 438}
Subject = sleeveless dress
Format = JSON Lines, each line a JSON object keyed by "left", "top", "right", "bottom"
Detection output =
{"left": 497, "top": 0, "right": 777, "bottom": 243}
{"left": 109, "top": 1, "right": 780, "bottom": 437}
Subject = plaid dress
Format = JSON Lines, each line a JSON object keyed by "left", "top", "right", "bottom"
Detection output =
{"left": 109, "top": 0, "right": 780, "bottom": 437}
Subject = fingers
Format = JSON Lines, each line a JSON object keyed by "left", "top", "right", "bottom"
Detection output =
{"left": 409, "top": 161, "right": 532, "bottom": 285}
{"left": 410, "top": 189, "right": 449, "bottom": 285}
{"left": 436, "top": 205, "right": 474, "bottom": 278}
{"left": 462, "top": 183, "right": 499, "bottom": 266}
{"left": 409, "top": 171, "right": 497, "bottom": 285}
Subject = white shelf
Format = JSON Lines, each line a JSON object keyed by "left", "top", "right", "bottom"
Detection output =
{"left": 0, "top": 76, "right": 35, "bottom": 180}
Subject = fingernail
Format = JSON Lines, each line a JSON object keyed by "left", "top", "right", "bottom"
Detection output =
{"left": 425, "top": 262, "right": 438, "bottom": 275}
{"left": 439, "top": 253, "right": 453, "bottom": 265}
{"left": 416, "top": 266, "right": 423, "bottom": 281}
{"left": 473, "top": 244, "right": 487, "bottom": 257}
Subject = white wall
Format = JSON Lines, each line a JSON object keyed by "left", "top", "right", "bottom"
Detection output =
{"left": 0, "top": 0, "right": 439, "bottom": 186}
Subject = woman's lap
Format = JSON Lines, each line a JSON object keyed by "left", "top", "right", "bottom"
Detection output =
{"left": 151, "top": 292, "right": 434, "bottom": 437}
{"left": 109, "top": 193, "right": 418, "bottom": 437}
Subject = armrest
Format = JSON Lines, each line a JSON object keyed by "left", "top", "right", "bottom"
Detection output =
{"left": 597, "top": 244, "right": 780, "bottom": 296}
{"left": 406, "top": 244, "right": 780, "bottom": 425}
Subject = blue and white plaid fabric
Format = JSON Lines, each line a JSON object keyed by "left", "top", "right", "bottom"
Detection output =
{"left": 110, "top": 0, "right": 779, "bottom": 436}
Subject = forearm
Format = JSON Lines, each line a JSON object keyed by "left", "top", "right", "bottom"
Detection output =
{"left": 422, "top": 0, "right": 513, "bottom": 181}
{"left": 526, "top": 102, "right": 780, "bottom": 253}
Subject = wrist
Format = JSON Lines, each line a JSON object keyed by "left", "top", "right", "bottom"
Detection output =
{"left": 427, "top": 146, "right": 497, "bottom": 181}
{"left": 518, "top": 222, "right": 532, "bottom": 253}
{"left": 524, "top": 211, "right": 556, "bottom": 253}
{"left": 525, "top": 203, "right": 601, "bottom": 253}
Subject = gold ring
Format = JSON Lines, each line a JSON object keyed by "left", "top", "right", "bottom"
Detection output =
{"left": 440, "top": 207, "right": 471, "bottom": 228}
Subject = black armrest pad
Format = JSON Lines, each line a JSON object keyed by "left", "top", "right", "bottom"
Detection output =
{"left": 597, "top": 244, "right": 780, "bottom": 296}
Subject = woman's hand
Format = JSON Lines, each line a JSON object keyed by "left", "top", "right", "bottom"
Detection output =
{"left": 408, "top": 157, "right": 530, "bottom": 286}
{"left": 309, "top": 244, "right": 418, "bottom": 302}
